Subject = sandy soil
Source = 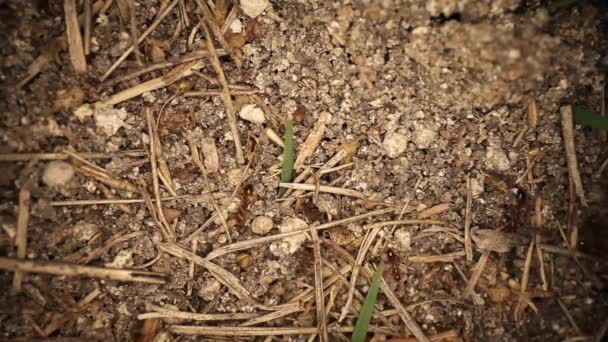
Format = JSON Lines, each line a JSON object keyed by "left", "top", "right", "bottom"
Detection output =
{"left": 0, "top": 0, "right": 607, "bottom": 341}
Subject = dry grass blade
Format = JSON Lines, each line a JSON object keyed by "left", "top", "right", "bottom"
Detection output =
{"left": 76, "top": 165, "right": 139, "bottom": 193}
{"left": 326, "top": 240, "right": 429, "bottom": 342}
{"left": 189, "top": 140, "right": 232, "bottom": 242}
{"left": 159, "top": 243, "right": 279, "bottom": 310}
{"left": 387, "top": 329, "right": 460, "bottom": 342}
{"left": 64, "top": 231, "right": 143, "bottom": 264}
{"left": 200, "top": 22, "right": 244, "bottom": 164}
{"left": 42, "top": 288, "right": 101, "bottom": 336}
{"left": 408, "top": 251, "right": 465, "bottom": 263}
{"left": 340, "top": 227, "right": 382, "bottom": 322}
{"left": 514, "top": 238, "right": 536, "bottom": 320}
{"left": 50, "top": 193, "right": 225, "bottom": 206}
{"left": 83, "top": 0, "right": 92, "bottom": 54}
{"left": 205, "top": 208, "right": 396, "bottom": 260}
{"left": 294, "top": 112, "right": 331, "bottom": 170}
{"left": 12, "top": 188, "right": 31, "bottom": 292}
{"left": 557, "top": 298, "right": 582, "bottom": 335}
{"left": 561, "top": 105, "right": 587, "bottom": 206}
{"left": 279, "top": 183, "right": 366, "bottom": 199}
{"left": 310, "top": 226, "right": 328, "bottom": 341}
{"left": 64, "top": 0, "right": 87, "bottom": 74}
{"left": 463, "top": 251, "right": 490, "bottom": 298}
{"left": 146, "top": 109, "right": 174, "bottom": 241}
{"left": 464, "top": 176, "right": 473, "bottom": 261}
{"left": 101, "top": 0, "right": 179, "bottom": 80}
{"left": 0, "top": 150, "right": 146, "bottom": 161}
{"left": 140, "top": 304, "right": 258, "bottom": 321}
{"left": 193, "top": 0, "right": 241, "bottom": 67}
{"left": 239, "top": 304, "right": 303, "bottom": 327}
{"left": 0, "top": 257, "right": 167, "bottom": 284}
{"left": 170, "top": 325, "right": 395, "bottom": 336}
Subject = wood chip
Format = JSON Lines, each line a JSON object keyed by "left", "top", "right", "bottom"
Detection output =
{"left": 417, "top": 203, "right": 450, "bottom": 219}
{"left": 201, "top": 137, "right": 220, "bottom": 173}
{"left": 64, "top": 0, "right": 87, "bottom": 74}
{"left": 294, "top": 111, "right": 331, "bottom": 170}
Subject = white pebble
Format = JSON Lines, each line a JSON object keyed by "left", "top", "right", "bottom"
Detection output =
{"left": 251, "top": 216, "right": 273, "bottom": 235}
{"left": 239, "top": 104, "right": 266, "bottom": 124}
{"left": 269, "top": 217, "right": 308, "bottom": 257}
{"left": 485, "top": 145, "right": 511, "bottom": 171}
{"left": 382, "top": 131, "right": 408, "bottom": 158}
{"left": 42, "top": 161, "right": 74, "bottom": 188}
{"left": 94, "top": 107, "right": 128, "bottom": 136}
{"left": 413, "top": 124, "right": 438, "bottom": 149}
{"left": 240, "top": 0, "right": 269, "bottom": 18}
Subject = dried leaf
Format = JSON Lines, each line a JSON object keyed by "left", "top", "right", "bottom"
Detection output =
{"left": 200, "top": 138, "right": 220, "bottom": 173}
{"left": 54, "top": 87, "right": 85, "bottom": 112}
{"left": 161, "top": 207, "right": 180, "bottom": 223}
{"left": 471, "top": 229, "right": 528, "bottom": 253}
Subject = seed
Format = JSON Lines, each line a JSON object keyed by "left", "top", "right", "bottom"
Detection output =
{"left": 236, "top": 253, "right": 253, "bottom": 269}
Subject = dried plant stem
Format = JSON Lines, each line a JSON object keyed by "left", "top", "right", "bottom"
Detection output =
{"left": 0, "top": 257, "right": 167, "bottom": 284}
{"left": 200, "top": 22, "right": 244, "bottom": 164}
{"left": 294, "top": 112, "right": 331, "bottom": 170}
{"left": 279, "top": 183, "right": 366, "bottom": 199}
{"left": 0, "top": 150, "right": 146, "bottom": 162}
{"left": 83, "top": 0, "right": 92, "bottom": 54}
{"left": 12, "top": 188, "right": 31, "bottom": 292}
{"left": 42, "top": 288, "right": 101, "bottom": 337}
{"left": 64, "top": 231, "right": 143, "bottom": 264}
{"left": 408, "top": 251, "right": 465, "bottom": 263}
{"left": 326, "top": 240, "right": 429, "bottom": 342}
{"left": 101, "top": 0, "right": 179, "bottom": 80}
{"left": 146, "top": 109, "right": 174, "bottom": 241}
{"left": 140, "top": 304, "right": 257, "bottom": 321}
{"left": 557, "top": 298, "right": 582, "bottom": 335}
{"left": 514, "top": 239, "right": 536, "bottom": 320}
{"left": 463, "top": 251, "right": 490, "bottom": 298}
{"left": 188, "top": 140, "right": 232, "bottom": 242}
{"left": 561, "top": 105, "right": 587, "bottom": 206}
{"left": 64, "top": 0, "right": 87, "bottom": 73}
{"left": 464, "top": 176, "right": 473, "bottom": 261}
{"left": 205, "top": 208, "right": 396, "bottom": 260}
{"left": 194, "top": 0, "right": 241, "bottom": 67}
{"left": 50, "top": 193, "right": 224, "bottom": 206}
{"left": 170, "top": 325, "right": 395, "bottom": 336}
{"left": 310, "top": 226, "right": 328, "bottom": 342}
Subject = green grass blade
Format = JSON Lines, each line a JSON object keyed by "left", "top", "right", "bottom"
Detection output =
{"left": 546, "top": 0, "right": 579, "bottom": 13}
{"left": 351, "top": 262, "right": 385, "bottom": 342}
{"left": 572, "top": 105, "right": 608, "bottom": 130}
{"left": 279, "top": 119, "right": 295, "bottom": 192}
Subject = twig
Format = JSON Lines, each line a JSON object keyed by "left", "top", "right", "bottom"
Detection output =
{"left": 188, "top": 140, "right": 232, "bottom": 242}
{"left": 12, "top": 188, "right": 31, "bottom": 292}
{"left": 170, "top": 325, "right": 396, "bottom": 336}
{"left": 64, "top": 0, "right": 87, "bottom": 74}
{"left": 463, "top": 251, "right": 490, "bottom": 298}
{"left": 50, "top": 193, "right": 226, "bottom": 206}
{"left": 408, "top": 251, "right": 465, "bottom": 263}
{"left": 464, "top": 176, "right": 473, "bottom": 261}
{"left": 205, "top": 208, "right": 396, "bottom": 260}
{"left": 557, "top": 298, "right": 582, "bottom": 335}
{"left": 387, "top": 329, "right": 460, "bottom": 342}
{"left": 200, "top": 22, "right": 244, "bottom": 164}
{"left": 0, "top": 257, "right": 167, "bottom": 284}
{"left": 146, "top": 109, "right": 174, "bottom": 241}
{"left": 294, "top": 112, "right": 331, "bottom": 170}
{"left": 42, "top": 288, "right": 101, "bottom": 336}
{"left": 98, "top": 182, "right": 132, "bottom": 213}
{"left": 140, "top": 303, "right": 258, "bottom": 321}
{"left": 193, "top": 0, "right": 241, "bottom": 67}
{"left": 561, "top": 105, "right": 587, "bottom": 206}
{"left": 101, "top": 0, "right": 179, "bottom": 81}
{"left": 181, "top": 162, "right": 252, "bottom": 244}
{"left": 514, "top": 238, "right": 536, "bottom": 320}
{"left": 83, "top": 0, "right": 92, "bottom": 55}
{"left": 159, "top": 243, "right": 281, "bottom": 311}
{"left": 239, "top": 304, "right": 303, "bottom": 327}
{"left": 184, "top": 89, "right": 259, "bottom": 97}
{"left": 594, "top": 316, "right": 608, "bottom": 342}
{"left": 0, "top": 150, "right": 146, "bottom": 162}
{"left": 326, "top": 240, "right": 429, "bottom": 342}
{"left": 310, "top": 225, "right": 328, "bottom": 342}
{"left": 64, "top": 231, "right": 143, "bottom": 264}
{"left": 279, "top": 183, "right": 366, "bottom": 199}
{"left": 127, "top": 0, "right": 142, "bottom": 65}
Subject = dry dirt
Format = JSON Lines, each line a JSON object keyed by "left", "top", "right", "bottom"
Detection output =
{"left": 1, "top": 0, "right": 607, "bottom": 341}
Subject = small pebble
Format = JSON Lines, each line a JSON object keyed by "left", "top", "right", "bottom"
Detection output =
{"left": 252, "top": 215, "right": 273, "bottom": 235}
{"left": 42, "top": 161, "right": 74, "bottom": 188}
{"left": 382, "top": 131, "right": 408, "bottom": 158}
{"left": 239, "top": 104, "right": 266, "bottom": 124}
